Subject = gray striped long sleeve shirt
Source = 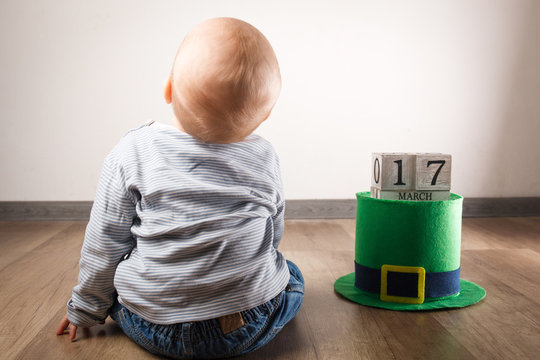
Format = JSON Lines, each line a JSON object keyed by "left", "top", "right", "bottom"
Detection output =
{"left": 67, "top": 121, "right": 290, "bottom": 327}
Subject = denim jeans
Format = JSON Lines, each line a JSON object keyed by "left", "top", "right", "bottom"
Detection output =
{"left": 109, "top": 260, "right": 304, "bottom": 359}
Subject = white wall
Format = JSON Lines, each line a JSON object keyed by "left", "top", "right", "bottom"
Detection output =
{"left": 1, "top": 0, "right": 539, "bottom": 201}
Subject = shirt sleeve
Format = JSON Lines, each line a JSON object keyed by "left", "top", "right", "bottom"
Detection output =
{"left": 67, "top": 154, "right": 136, "bottom": 327}
{"left": 272, "top": 155, "right": 285, "bottom": 249}
{"left": 272, "top": 200, "right": 285, "bottom": 249}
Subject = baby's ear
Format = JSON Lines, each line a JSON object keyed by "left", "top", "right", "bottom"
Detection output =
{"left": 163, "top": 76, "right": 172, "bottom": 104}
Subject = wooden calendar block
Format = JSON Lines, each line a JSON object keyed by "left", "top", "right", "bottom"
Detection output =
{"left": 373, "top": 188, "right": 450, "bottom": 201}
{"left": 370, "top": 152, "right": 452, "bottom": 201}
{"left": 370, "top": 187, "right": 380, "bottom": 198}
{"left": 371, "top": 153, "right": 415, "bottom": 190}
{"left": 415, "top": 154, "right": 451, "bottom": 190}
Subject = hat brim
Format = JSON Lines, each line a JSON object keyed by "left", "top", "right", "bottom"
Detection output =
{"left": 334, "top": 272, "right": 485, "bottom": 311}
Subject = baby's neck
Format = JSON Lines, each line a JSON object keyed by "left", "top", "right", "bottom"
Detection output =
{"left": 172, "top": 119, "right": 186, "bottom": 133}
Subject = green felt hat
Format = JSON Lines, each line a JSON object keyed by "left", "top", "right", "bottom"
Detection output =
{"left": 334, "top": 192, "right": 485, "bottom": 310}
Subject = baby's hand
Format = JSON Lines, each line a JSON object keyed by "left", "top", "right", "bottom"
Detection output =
{"left": 56, "top": 314, "right": 77, "bottom": 341}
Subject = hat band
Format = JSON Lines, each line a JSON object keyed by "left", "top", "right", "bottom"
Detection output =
{"left": 354, "top": 262, "right": 461, "bottom": 300}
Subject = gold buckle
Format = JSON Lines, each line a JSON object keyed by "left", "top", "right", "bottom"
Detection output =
{"left": 380, "top": 265, "right": 426, "bottom": 304}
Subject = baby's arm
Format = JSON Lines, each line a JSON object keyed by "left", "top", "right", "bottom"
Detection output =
{"left": 272, "top": 200, "right": 285, "bottom": 249}
{"left": 57, "top": 154, "right": 136, "bottom": 340}
{"left": 272, "top": 162, "right": 285, "bottom": 249}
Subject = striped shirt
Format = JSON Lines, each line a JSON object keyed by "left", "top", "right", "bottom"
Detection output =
{"left": 67, "top": 121, "right": 289, "bottom": 327}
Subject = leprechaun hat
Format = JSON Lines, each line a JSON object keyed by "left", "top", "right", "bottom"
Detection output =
{"left": 334, "top": 192, "right": 485, "bottom": 310}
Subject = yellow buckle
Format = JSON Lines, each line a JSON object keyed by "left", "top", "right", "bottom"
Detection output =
{"left": 380, "top": 265, "right": 426, "bottom": 304}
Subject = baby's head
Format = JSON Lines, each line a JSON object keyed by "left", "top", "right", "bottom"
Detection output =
{"left": 164, "top": 18, "right": 281, "bottom": 143}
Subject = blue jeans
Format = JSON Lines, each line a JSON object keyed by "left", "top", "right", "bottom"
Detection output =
{"left": 109, "top": 260, "right": 304, "bottom": 359}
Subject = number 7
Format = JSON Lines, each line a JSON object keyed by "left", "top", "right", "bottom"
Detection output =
{"left": 427, "top": 160, "right": 445, "bottom": 185}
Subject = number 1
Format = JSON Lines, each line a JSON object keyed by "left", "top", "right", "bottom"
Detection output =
{"left": 394, "top": 160, "right": 406, "bottom": 185}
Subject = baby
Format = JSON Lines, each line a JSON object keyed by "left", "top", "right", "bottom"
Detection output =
{"left": 57, "top": 18, "right": 304, "bottom": 359}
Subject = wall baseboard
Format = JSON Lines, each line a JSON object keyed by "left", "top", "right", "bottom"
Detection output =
{"left": 0, "top": 201, "right": 93, "bottom": 221}
{"left": 0, "top": 198, "right": 539, "bottom": 221}
{"left": 285, "top": 197, "right": 540, "bottom": 219}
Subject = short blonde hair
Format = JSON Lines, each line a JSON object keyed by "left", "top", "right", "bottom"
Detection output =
{"left": 171, "top": 18, "right": 281, "bottom": 143}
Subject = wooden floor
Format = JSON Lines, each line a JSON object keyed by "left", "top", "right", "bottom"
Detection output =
{"left": 1, "top": 218, "right": 539, "bottom": 359}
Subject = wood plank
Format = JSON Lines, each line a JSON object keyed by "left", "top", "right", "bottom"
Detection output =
{"left": 433, "top": 249, "right": 540, "bottom": 359}
{"left": 0, "top": 221, "right": 73, "bottom": 271}
{"left": 18, "top": 308, "right": 153, "bottom": 360}
{"left": 0, "top": 222, "right": 86, "bottom": 359}
{"left": 1, "top": 218, "right": 539, "bottom": 359}
{"left": 280, "top": 220, "right": 355, "bottom": 252}
{"left": 371, "top": 311, "right": 476, "bottom": 360}
{"left": 280, "top": 224, "right": 395, "bottom": 359}
{"left": 280, "top": 250, "right": 395, "bottom": 360}
{"left": 332, "top": 219, "right": 356, "bottom": 240}
{"left": 461, "top": 217, "right": 540, "bottom": 251}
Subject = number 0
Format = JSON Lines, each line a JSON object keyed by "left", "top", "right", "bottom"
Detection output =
{"left": 373, "top": 158, "right": 380, "bottom": 184}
